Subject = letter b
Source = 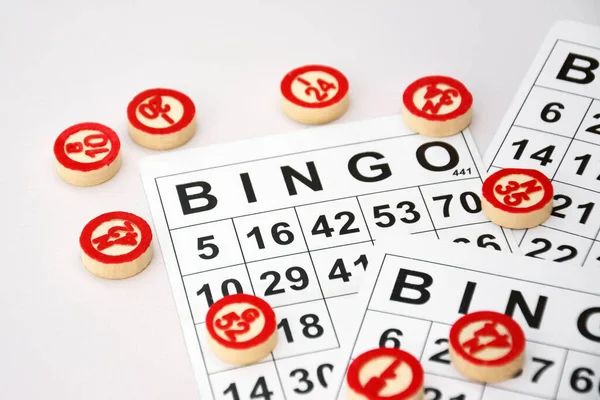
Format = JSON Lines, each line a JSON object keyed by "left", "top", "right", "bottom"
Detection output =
{"left": 556, "top": 53, "right": 598, "bottom": 84}
{"left": 389, "top": 269, "right": 433, "bottom": 305}
{"left": 176, "top": 181, "right": 218, "bottom": 215}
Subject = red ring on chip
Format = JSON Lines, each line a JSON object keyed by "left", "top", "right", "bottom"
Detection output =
{"left": 127, "top": 88, "right": 196, "bottom": 135}
{"left": 80, "top": 211, "right": 153, "bottom": 265}
{"left": 280, "top": 64, "right": 349, "bottom": 109}
{"left": 403, "top": 75, "right": 472, "bottom": 122}
{"left": 482, "top": 168, "right": 553, "bottom": 213}
{"left": 346, "top": 347, "right": 424, "bottom": 400}
{"left": 206, "top": 293, "right": 276, "bottom": 350}
{"left": 54, "top": 122, "right": 120, "bottom": 172}
{"left": 450, "top": 311, "right": 525, "bottom": 368}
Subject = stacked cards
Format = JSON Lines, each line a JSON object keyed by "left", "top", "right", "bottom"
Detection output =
{"left": 139, "top": 20, "right": 600, "bottom": 400}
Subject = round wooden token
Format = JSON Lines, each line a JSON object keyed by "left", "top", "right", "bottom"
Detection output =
{"left": 482, "top": 168, "right": 553, "bottom": 229}
{"left": 449, "top": 311, "right": 525, "bottom": 383}
{"left": 206, "top": 294, "right": 277, "bottom": 365}
{"left": 79, "top": 211, "right": 153, "bottom": 279}
{"left": 280, "top": 64, "right": 349, "bottom": 125}
{"left": 346, "top": 348, "right": 424, "bottom": 400}
{"left": 127, "top": 88, "right": 196, "bottom": 150}
{"left": 401, "top": 76, "right": 473, "bottom": 137}
{"left": 54, "top": 122, "right": 121, "bottom": 186}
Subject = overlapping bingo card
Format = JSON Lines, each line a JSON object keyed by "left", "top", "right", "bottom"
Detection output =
{"left": 140, "top": 115, "right": 517, "bottom": 399}
{"left": 329, "top": 235, "right": 600, "bottom": 400}
{"left": 485, "top": 20, "right": 600, "bottom": 267}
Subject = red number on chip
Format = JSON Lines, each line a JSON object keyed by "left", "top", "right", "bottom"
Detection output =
{"left": 281, "top": 65, "right": 348, "bottom": 109}
{"left": 138, "top": 94, "right": 175, "bottom": 124}
{"left": 80, "top": 211, "right": 152, "bottom": 264}
{"left": 483, "top": 168, "right": 552, "bottom": 212}
{"left": 346, "top": 348, "right": 424, "bottom": 400}
{"left": 403, "top": 76, "right": 472, "bottom": 121}
{"left": 127, "top": 88, "right": 195, "bottom": 134}
{"left": 92, "top": 220, "right": 139, "bottom": 251}
{"left": 449, "top": 310, "right": 525, "bottom": 383}
{"left": 54, "top": 123, "right": 120, "bottom": 171}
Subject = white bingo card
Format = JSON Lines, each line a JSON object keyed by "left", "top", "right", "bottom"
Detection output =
{"left": 330, "top": 235, "right": 600, "bottom": 400}
{"left": 484, "top": 20, "right": 600, "bottom": 267}
{"left": 140, "top": 115, "right": 517, "bottom": 399}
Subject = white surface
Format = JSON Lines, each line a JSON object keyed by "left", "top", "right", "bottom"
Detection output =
{"left": 0, "top": 1, "right": 599, "bottom": 399}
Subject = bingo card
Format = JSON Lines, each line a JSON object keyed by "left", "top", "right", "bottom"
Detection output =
{"left": 485, "top": 20, "right": 600, "bottom": 267}
{"left": 330, "top": 235, "right": 600, "bottom": 400}
{"left": 140, "top": 115, "right": 517, "bottom": 399}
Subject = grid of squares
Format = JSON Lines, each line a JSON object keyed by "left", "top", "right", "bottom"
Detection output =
{"left": 155, "top": 133, "right": 515, "bottom": 399}
{"left": 344, "top": 255, "right": 600, "bottom": 400}
{"left": 487, "top": 39, "right": 600, "bottom": 268}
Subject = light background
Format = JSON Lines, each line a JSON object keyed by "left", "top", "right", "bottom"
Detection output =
{"left": 1, "top": 1, "right": 599, "bottom": 399}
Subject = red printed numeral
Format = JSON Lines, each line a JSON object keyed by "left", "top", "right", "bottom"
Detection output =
{"left": 462, "top": 322, "right": 511, "bottom": 355}
{"left": 422, "top": 84, "right": 459, "bottom": 114}
{"left": 296, "top": 77, "right": 336, "bottom": 102}
{"left": 215, "top": 308, "right": 260, "bottom": 341}
{"left": 92, "top": 221, "right": 138, "bottom": 251}
{"left": 138, "top": 95, "right": 175, "bottom": 124}
{"left": 65, "top": 133, "right": 110, "bottom": 158}
{"left": 495, "top": 179, "right": 542, "bottom": 206}
{"left": 364, "top": 357, "right": 402, "bottom": 395}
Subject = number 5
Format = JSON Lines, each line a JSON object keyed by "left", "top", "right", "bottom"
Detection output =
{"left": 197, "top": 235, "right": 219, "bottom": 260}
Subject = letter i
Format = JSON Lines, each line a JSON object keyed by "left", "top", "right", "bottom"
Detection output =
{"left": 240, "top": 173, "right": 257, "bottom": 203}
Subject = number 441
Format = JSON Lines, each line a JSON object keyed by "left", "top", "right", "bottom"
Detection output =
{"left": 452, "top": 168, "right": 471, "bottom": 176}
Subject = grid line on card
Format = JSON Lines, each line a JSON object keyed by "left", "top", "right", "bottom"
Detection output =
{"left": 182, "top": 262, "right": 247, "bottom": 278}
{"left": 154, "top": 131, "right": 418, "bottom": 180}
{"left": 206, "top": 353, "right": 274, "bottom": 375}
{"left": 487, "top": 39, "right": 559, "bottom": 172}
{"left": 153, "top": 179, "right": 216, "bottom": 399}
{"left": 168, "top": 175, "right": 481, "bottom": 232}
{"left": 536, "top": 222, "right": 597, "bottom": 241}
{"left": 417, "top": 187, "right": 439, "bottom": 239}
{"left": 421, "top": 371, "right": 478, "bottom": 387}
{"left": 552, "top": 179, "right": 600, "bottom": 195}
{"left": 510, "top": 123, "right": 600, "bottom": 150}
{"left": 550, "top": 100, "right": 594, "bottom": 180}
{"left": 535, "top": 83, "right": 600, "bottom": 102}
{"left": 230, "top": 218, "right": 256, "bottom": 295}
{"left": 292, "top": 207, "right": 341, "bottom": 349}
{"left": 365, "top": 307, "right": 590, "bottom": 357}
{"left": 181, "top": 240, "right": 376, "bottom": 278}
{"left": 271, "top": 362, "right": 288, "bottom": 400}
{"left": 553, "top": 349, "right": 570, "bottom": 398}
{"left": 388, "top": 254, "right": 599, "bottom": 301}
{"left": 334, "top": 254, "right": 388, "bottom": 399}
{"left": 460, "top": 132, "right": 515, "bottom": 252}
{"left": 583, "top": 225, "right": 600, "bottom": 264}
{"left": 417, "top": 321, "right": 433, "bottom": 361}
{"left": 460, "top": 131, "right": 483, "bottom": 181}
{"left": 354, "top": 196, "right": 374, "bottom": 244}
{"left": 512, "top": 124, "right": 593, "bottom": 142}
{"left": 557, "top": 37, "right": 600, "bottom": 52}
{"left": 435, "top": 220, "right": 494, "bottom": 232}
{"left": 324, "top": 292, "right": 356, "bottom": 301}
